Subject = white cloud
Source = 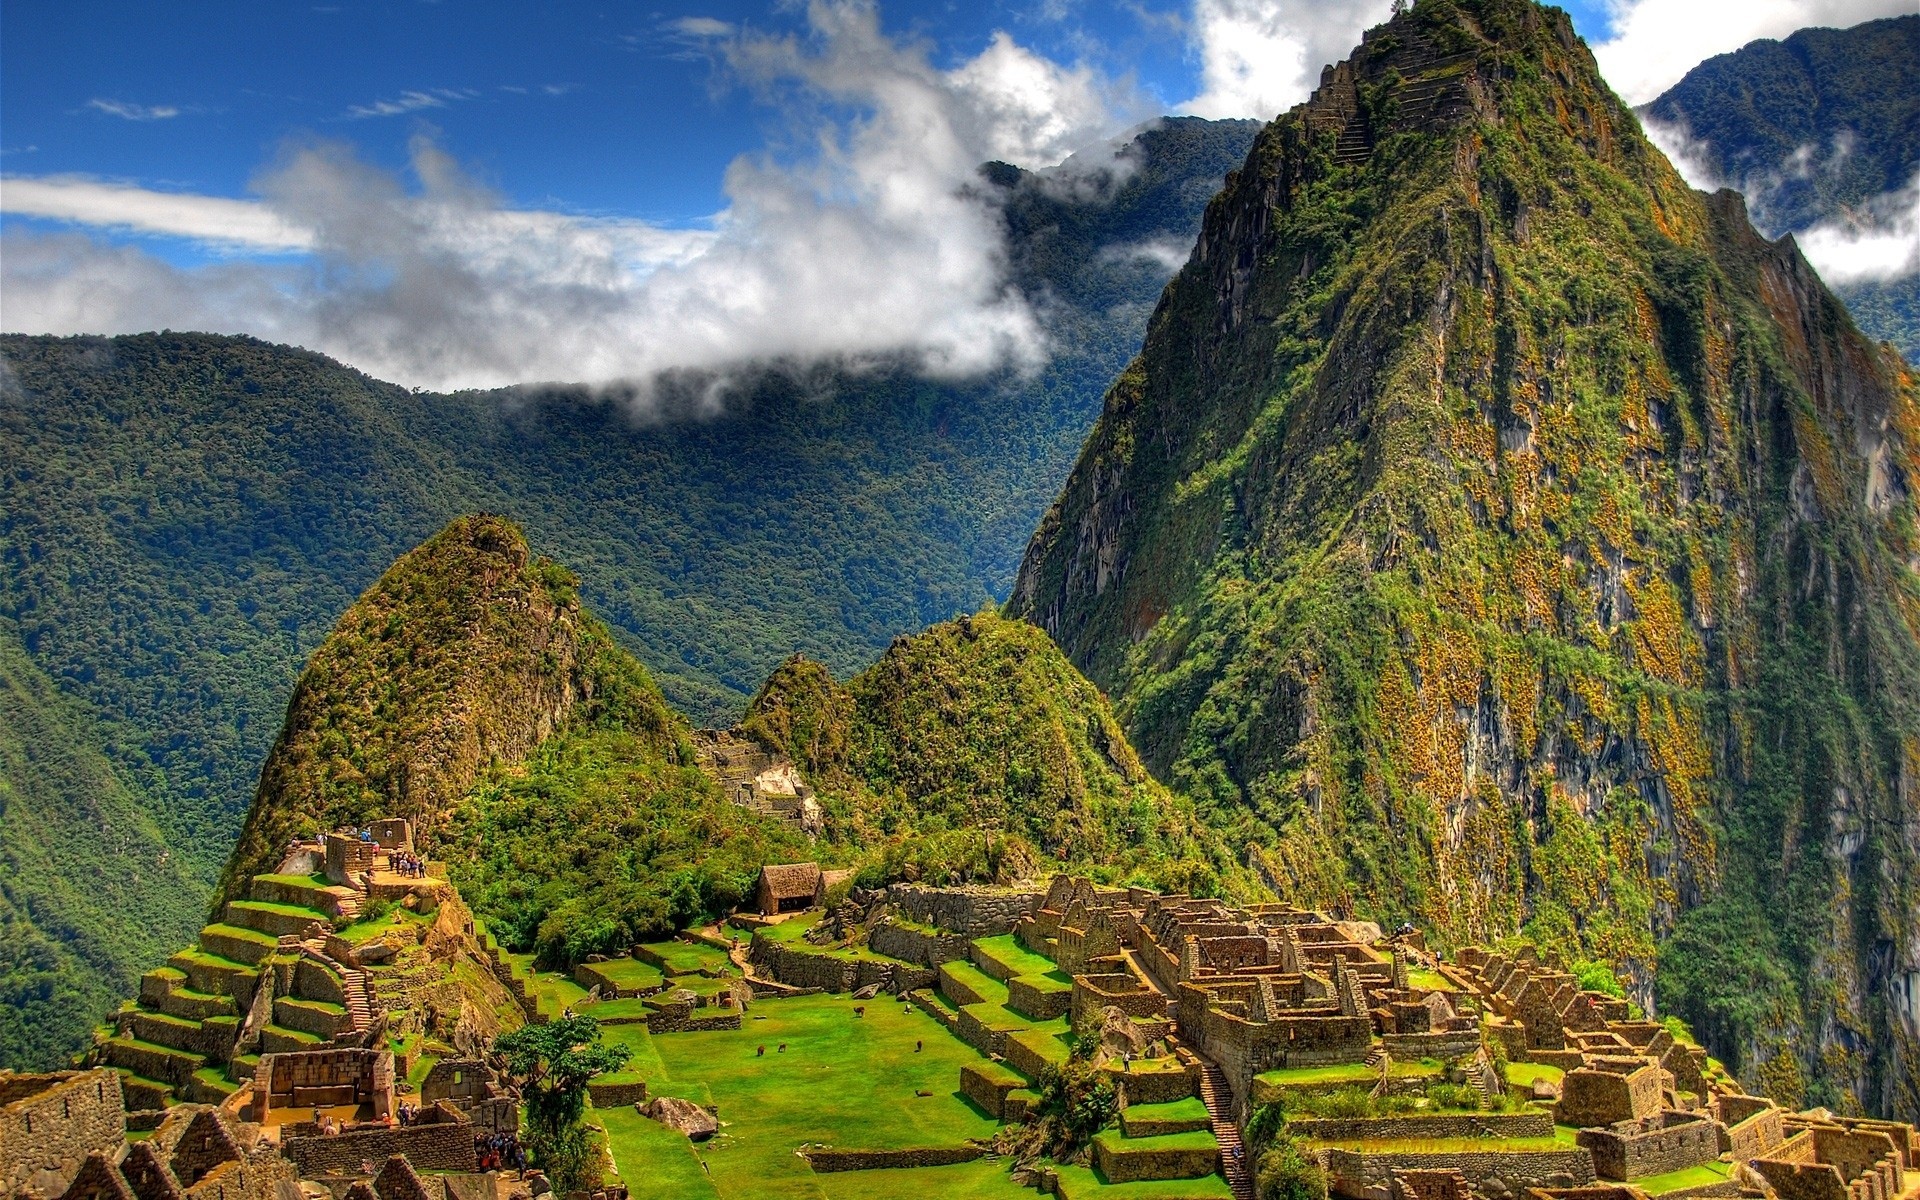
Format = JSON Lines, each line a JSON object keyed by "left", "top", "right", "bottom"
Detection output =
{"left": 1593, "top": 0, "right": 1915, "bottom": 107}
{"left": 346, "top": 88, "right": 476, "bottom": 119}
{"left": 0, "top": 177, "right": 315, "bottom": 252}
{"left": 1, "top": 0, "right": 1138, "bottom": 393}
{"left": 1795, "top": 175, "right": 1920, "bottom": 285}
{"left": 1179, "top": 0, "right": 1393, "bottom": 121}
{"left": 87, "top": 99, "right": 181, "bottom": 121}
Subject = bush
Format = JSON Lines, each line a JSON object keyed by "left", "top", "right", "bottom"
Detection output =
{"left": 1256, "top": 1132, "right": 1328, "bottom": 1200}
{"left": 1425, "top": 1082, "right": 1482, "bottom": 1111}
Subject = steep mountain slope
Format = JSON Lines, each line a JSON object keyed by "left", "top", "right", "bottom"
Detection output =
{"left": 1642, "top": 15, "right": 1920, "bottom": 360}
{"left": 0, "top": 621, "right": 206, "bottom": 1069}
{"left": 218, "top": 514, "right": 677, "bottom": 898}
{"left": 740, "top": 612, "right": 1249, "bottom": 896}
{"left": 1011, "top": 0, "right": 1920, "bottom": 1117}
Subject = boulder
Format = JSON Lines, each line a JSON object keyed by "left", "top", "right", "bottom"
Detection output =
{"left": 852, "top": 983, "right": 883, "bottom": 1001}
{"left": 1091, "top": 1006, "right": 1152, "bottom": 1066}
{"left": 1531, "top": 1078, "right": 1561, "bottom": 1101}
{"left": 643, "top": 1097, "right": 718, "bottom": 1142}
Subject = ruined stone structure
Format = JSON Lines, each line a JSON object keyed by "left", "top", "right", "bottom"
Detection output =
{"left": 691, "top": 731, "right": 823, "bottom": 835}
{"left": 1, "top": 1071, "right": 126, "bottom": 1197}
{"left": 249, "top": 1049, "right": 394, "bottom": 1124}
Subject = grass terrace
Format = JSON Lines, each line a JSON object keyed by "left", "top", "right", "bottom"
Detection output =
{"left": 1054, "top": 1164, "right": 1235, "bottom": 1199}
{"left": 584, "top": 957, "right": 666, "bottom": 992}
{"left": 598, "top": 991, "right": 1002, "bottom": 1200}
{"left": 1503, "top": 1062, "right": 1565, "bottom": 1089}
{"left": 971, "top": 935, "right": 1058, "bottom": 980}
{"left": 1637, "top": 1163, "right": 1732, "bottom": 1195}
{"left": 638, "top": 939, "right": 734, "bottom": 976}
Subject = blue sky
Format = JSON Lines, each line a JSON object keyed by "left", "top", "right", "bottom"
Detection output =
{"left": 2, "top": 0, "right": 1614, "bottom": 224}
{"left": 2, "top": 0, "right": 1910, "bottom": 390}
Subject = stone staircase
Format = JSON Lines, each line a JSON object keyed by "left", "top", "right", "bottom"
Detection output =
{"left": 299, "top": 938, "right": 374, "bottom": 1033}
{"left": 1331, "top": 120, "right": 1372, "bottom": 165}
{"left": 1195, "top": 1059, "right": 1255, "bottom": 1200}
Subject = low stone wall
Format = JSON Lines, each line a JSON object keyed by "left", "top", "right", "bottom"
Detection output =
{"left": 1101, "top": 1061, "right": 1196, "bottom": 1105}
{"left": 573, "top": 962, "right": 664, "bottom": 999}
{"left": 954, "top": 1008, "right": 1011, "bottom": 1058}
{"left": 1070, "top": 976, "right": 1168, "bottom": 1035}
{"left": 907, "top": 990, "right": 961, "bottom": 1035}
{"left": 803, "top": 1146, "right": 985, "bottom": 1173}
{"left": 1381, "top": 1032, "right": 1484, "bottom": 1061}
{"left": 869, "top": 922, "right": 971, "bottom": 968}
{"left": 883, "top": 884, "right": 1039, "bottom": 936}
{"left": 1006, "top": 978, "right": 1070, "bottom": 1022}
{"left": 1093, "top": 1135, "right": 1219, "bottom": 1184}
{"left": 646, "top": 1013, "right": 743, "bottom": 1034}
{"left": 1317, "top": 1147, "right": 1596, "bottom": 1191}
{"left": 752, "top": 938, "right": 857, "bottom": 992}
{"left": 283, "top": 1123, "right": 476, "bottom": 1176}
{"left": 293, "top": 959, "right": 348, "bottom": 1007}
{"left": 1289, "top": 1111, "right": 1555, "bottom": 1142}
{"left": 1004, "top": 1031, "right": 1064, "bottom": 1080}
{"left": 1122, "top": 1107, "right": 1213, "bottom": 1138}
{"left": 961, "top": 1064, "right": 1026, "bottom": 1119}
{"left": 586, "top": 1081, "right": 649, "bottom": 1108}
{"left": 1723, "top": 1108, "right": 1786, "bottom": 1160}
{"left": 939, "top": 964, "right": 996, "bottom": 1008}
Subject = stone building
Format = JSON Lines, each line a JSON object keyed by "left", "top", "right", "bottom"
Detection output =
{"left": 1, "top": 1070, "right": 127, "bottom": 1197}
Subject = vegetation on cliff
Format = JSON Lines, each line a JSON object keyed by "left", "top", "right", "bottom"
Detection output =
{"left": 1011, "top": 0, "right": 1920, "bottom": 1115}
{"left": 743, "top": 611, "right": 1254, "bottom": 898}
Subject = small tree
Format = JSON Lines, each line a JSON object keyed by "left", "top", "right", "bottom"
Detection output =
{"left": 494, "top": 1014, "right": 630, "bottom": 1193}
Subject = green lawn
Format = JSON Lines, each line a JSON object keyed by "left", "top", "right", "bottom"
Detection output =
{"left": 638, "top": 939, "right": 734, "bottom": 976}
{"left": 816, "top": 1160, "right": 1031, "bottom": 1200}
{"left": 586, "top": 957, "right": 666, "bottom": 991}
{"left": 336, "top": 909, "right": 431, "bottom": 945}
{"left": 1503, "top": 1062, "right": 1565, "bottom": 1088}
{"left": 595, "top": 992, "right": 1005, "bottom": 1200}
{"left": 597, "top": 1104, "right": 720, "bottom": 1200}
{"left": 970, "top": 935, "right": 1057, "bottom": 979}
{"left": 1407, "top": 969, "right": 1457, "bottom": 992}
{"left": 1053, "top": 1165, "right": 1235, "bottom": 1199}
{"left": 1636, "top": 1163, "right": 1732, "bottom": 1195}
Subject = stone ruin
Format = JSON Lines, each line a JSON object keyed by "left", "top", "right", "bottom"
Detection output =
{"left": 690, "top": 730, "right": 823, "bottom": 835}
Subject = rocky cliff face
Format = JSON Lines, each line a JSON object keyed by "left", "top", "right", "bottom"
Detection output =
{"left": 219, "top": 514, "right": 668, "bottom": 898}
{"left": 1010, "top": 0, "right": 1920, "bottom": 1116}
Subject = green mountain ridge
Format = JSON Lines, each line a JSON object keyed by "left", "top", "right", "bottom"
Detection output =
{"left": 1011, "top": 0, "right": 1920, "bottom": 1117}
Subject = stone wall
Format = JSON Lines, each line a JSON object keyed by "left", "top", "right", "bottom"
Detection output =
{"left": 1557, "top": 1064, "right": 1662, "bottom": 1128}
{"left": 645, "top": 1013, "right": 743, "bottom": 1034}
{"left": 0, "top": 1070, "right": 126, "bottom": 1194}
{"left": 802, "top": 1147, "right": 984, "bottom": 1172}
{"left": 1092, "top": 1134, "right": 1219, "bottom": 1184}
{"left": 1579, "top": 1114, "right": 1720, "bottom": 1181}
{"left": 1071, "top": 976, "right": 1168, "bottom": 1034}
{"left": 1319, "top": 1148, "right": 1597, "bottom": 1191}
{"left": 1100, "top": 1061, "right": 1196, "bottom": 1105}
{"left": 882, "top": 885, "right": 1038, "bottom": 936}
{"left": 1290, "top": 1112, "right": 1555, "bottom": 1142}
{"left": 586, "top": 1082, "right": 649, "bottom": 1108}
{"left": 868, "top": 922, "right": 971, "bottom": 968}
{"left": 751, "top": 939, "right": 857, "bottom": 992}
{"left": 1006, "top": 978, "right": 1070, "bottom": 1022}
{"left": 960, "top": 1065, "right": 1025, "bottom": 1119}
{"left": 282, "top": 1122, "right": 477, "bottom": 1176}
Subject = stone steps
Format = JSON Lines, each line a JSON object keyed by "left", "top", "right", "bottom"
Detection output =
{"left": 1196, "top": 1060, "right": 1255, "bottom": 1200}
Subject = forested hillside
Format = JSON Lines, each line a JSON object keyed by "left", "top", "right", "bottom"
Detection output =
{"left": 0, "top": 117, "right": 1258, "bottom": 1069}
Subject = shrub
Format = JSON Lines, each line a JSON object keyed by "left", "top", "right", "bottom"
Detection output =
{"left": 1256, "top": 1132, "right": 1328, "bottom": 1200}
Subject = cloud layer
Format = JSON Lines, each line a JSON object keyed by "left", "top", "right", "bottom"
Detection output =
{"left": 1592, "top": 0, "right": 1916, "bottom": 106}
{"left": 2, "top": 1, "right": 1140, "bottom": 392}
{"left": 1181, "top": 0, "right": 1393, "bottom": 121}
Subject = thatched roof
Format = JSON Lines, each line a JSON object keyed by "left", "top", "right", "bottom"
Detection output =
{"left": 758, "top": 862, "right": 821, "bottom": 900}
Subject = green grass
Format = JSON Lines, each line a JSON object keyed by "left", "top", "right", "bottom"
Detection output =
{"left": 1407, "top": 969, "right": 1456, "bottom": 992}
{"left": 597, "top": 1103, "right": 721, "bottom": 1200}
{"left": 1636, "top": 1163, "right": 1732, "bottom": 1195}
{"left": 817, "top": 1160, "right": 1032, "bottom": 1200}
{"left": 970, "top": 935, "right": 1058, "bottom": 979}
{"left": 199, "top": 923, "right": 278, "bottom": 948}
{"left": 942, "top": 962, "right": 1009, "bottom": 1007}
{"left": 1304, "top": 1132, "right": 1579, "bottom": 1153}
{"left": 1123, "top": 1098, "right": 1210, "bottom": 1125}
{"left": 1254, "top": 1061, "right": 1436, "bottom": 1092}
{"left": 586, "top": 958, "right": 666, "bottom": 991}
{"left": 1503, "top": 1062, "right": 1565, "bottom": 1088}
{"left": 1093, "top": 1129, "right": 1219, "bottom": 1154}
{"left": 1053, "top": 1164, "right": 1234, "bottom": 1199}
{"left": 639, "top": 940, "right": 733, "bottom": 976}
{"left": 229, "top": 899, "right": 329, "bottom": 920}
{"left": 596, "top": 992, "right": 1003, "bottom": 1200}
{"left": 335, "top": 909, "right": 430, "bottom": 945}
{"left": 251, "top": 873, "right": 331, "bottom": 891}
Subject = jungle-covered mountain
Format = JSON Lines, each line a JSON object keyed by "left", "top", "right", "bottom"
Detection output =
{"left": 74, "top": 514, "right": 1225, "bottom": 1058}
{"left": 1641, "top": 14, "right": 1920, "bottom": 361}
{"left": 1010, "top": 0, "right": 1920, "bottom": 1119}
{"left": 0, "top": 116, "right": 1257, "bottom": 1069}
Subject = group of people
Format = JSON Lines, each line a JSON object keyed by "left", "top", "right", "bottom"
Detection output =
{"left": 475, "top": 1131, "right": 526, "bottom": 1173}
{"left": 393, "top": 1101, "right": 432, "bottom": 1126}
{"left": 386, "top": 850, "right": 428, "bottom": 878}
{"left": 308, "top": 1108, "right": 349, "bottom": 1136}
